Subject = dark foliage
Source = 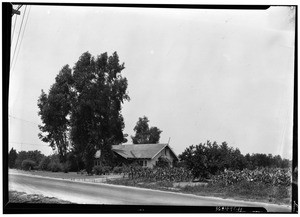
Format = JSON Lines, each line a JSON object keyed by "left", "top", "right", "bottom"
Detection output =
{"left": 38, "top": 156, "right": 52, "bottom": 171}
{"left": 48, "top": 161, "right": 61, "bottom": 172}
{"left": 15, "top": 150, "right": 45, "bottom": 169}
{"left": 179, "top": 141, "right": 291, "bottom": 179}
{"left": 38, "top": 65, "right": 73, "bottom": 163}
{"left": 21, "top": 159, "right": 36, "bottom": 171}
{"left": 92, "top": 165, "right": 111, "bottom": 175}
{"left": 8, "top": 148, "right": 18, "bottom": 168}
{"left": 66, "top": 151, "right": 84, "bottom": 172}
{"left": 131, "top": 116, "right": 162, "bottom": 144}
{"left": 38, "top": 51, "right": 129, "bottom": 170}
{"left": 112, "top": 166, "right": 123, "bottom": 174}
{"left": 155, "top": 156, "right": 170, "bottom": 168}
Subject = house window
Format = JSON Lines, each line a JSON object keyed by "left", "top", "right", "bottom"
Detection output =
{"left": 138, "top": 160, "right": 143, "bottom": 166}
{"left": 95, "top": 160, "right": 100, "bottom": 166}
{"left": 144, "top": 161, "right": 147, "bottom": 167}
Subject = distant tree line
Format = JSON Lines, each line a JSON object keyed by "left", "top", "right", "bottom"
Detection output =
{"left": 178, "top": 141, "right": 290, "bottom": 179}
{"left": 8, "top": 148, "right": 84, "bottom": 172}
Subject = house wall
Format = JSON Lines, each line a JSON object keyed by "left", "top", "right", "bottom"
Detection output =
{"left": 148, "top": 146, "right": 176, "bottom": 168}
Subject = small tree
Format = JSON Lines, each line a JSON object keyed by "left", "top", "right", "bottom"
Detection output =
{"left": 15, "top": 151, "right": 29, "bottom": 169}
{"left": 21, "top": 159, "right": 36, "bottom": 171}
{"left": 131, "top": 116, "right": 162, "bottom": 144}
{"left": 8, "top": 148, "right": 18, "bottom": 168}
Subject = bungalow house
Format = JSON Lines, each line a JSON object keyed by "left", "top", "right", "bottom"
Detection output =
{"left": 94, "top": 143, "right": 178, "bottom": 168}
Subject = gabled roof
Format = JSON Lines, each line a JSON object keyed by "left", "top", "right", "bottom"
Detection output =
{"left": 112, "top": 143, "right": 179, "bottom": 160}
{"left": 112, "top": 143, "right": 167, "bottom": 159}
{"left": 95, "top": 143, "right": 179, "bottom": 160}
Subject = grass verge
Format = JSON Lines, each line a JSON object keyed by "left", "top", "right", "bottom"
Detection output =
{"left": 9, "top": 169, "right": 121, "bottom": 181}
{"left": 181, "top": 180, "right": 291, "bottom": 205}
{"left": 106, "top": 178, "right": 291, "bottom": 205}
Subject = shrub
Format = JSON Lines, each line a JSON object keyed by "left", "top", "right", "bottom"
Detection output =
{"left": 112, "top": 166, "right": 123, "bottom": 174}
{"left": 21, "top": 159, "right": 36, "bottom": 171}
{"left": 92, "top": 165, "right": 112, "bottom": 175}
{"left": 49, "top": 161, "right": 62, "bottom": 172}
{"left": 61, "top": 162, "right": 70, "bottom": 173}
{"left": 38, "top": 156, "right": 51, "bottom": 171}
{"left": 102, "top": 166, "right": 111, "bottom": 174}
{"left": 155, "top": 156, "right": 170, "bottom": 169}
{"left": 93, "top": 166, "right": 103, "bottom": 175}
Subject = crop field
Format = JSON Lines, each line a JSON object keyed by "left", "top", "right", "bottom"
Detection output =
{"left": 108, "top": 167, "right": 292, "bottom": 205}
{"left": 211, "top": 167, "right": 291, "bottom": 187}
{"left": 124, "top": 166, "right": 193, "bottom": 182}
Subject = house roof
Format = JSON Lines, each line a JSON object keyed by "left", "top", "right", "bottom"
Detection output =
{"left": 112, "top": 143, "right": 168, "bottom": 159}
{"left": 95, "top": 143, "right": 177, "bottom": 160}
{"left": 95, "top": 143, "right": 179, "bottom": 160}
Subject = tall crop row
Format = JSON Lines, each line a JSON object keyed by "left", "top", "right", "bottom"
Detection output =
{"left": 124, "top": 166, "right": 193, "bottom": 182}
{"left": 211, "top": 168, "right": 292, "bottom": 187}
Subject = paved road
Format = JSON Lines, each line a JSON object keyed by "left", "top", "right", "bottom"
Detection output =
{"left": 9, "top": 173, "right": 291, "bottom": 212}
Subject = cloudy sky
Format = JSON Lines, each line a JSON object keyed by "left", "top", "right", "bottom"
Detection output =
{"left": 8, "top": 5, "right": 295, "bottom": 159}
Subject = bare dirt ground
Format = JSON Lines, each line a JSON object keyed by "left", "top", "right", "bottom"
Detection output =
{"left": 9, "top": 190, "right": 74, "bottom": 204}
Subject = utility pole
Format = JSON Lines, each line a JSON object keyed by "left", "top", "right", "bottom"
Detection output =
{"left": 12, "top": 5, "right": 22, "bottom": 16}
{"left": 3, "top": 2, "right": 13, "bottom": 207}
{"left": 12, "top": 8, "right": 20, "bottom": 15}
{"left": 3, "top": 2, "right": 25, "bottom": 210}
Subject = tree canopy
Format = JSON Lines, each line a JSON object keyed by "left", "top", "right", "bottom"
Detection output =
{"left": 131, "top": 116, "right": 162, "bottom": 144}
{"left": 179, "top": 141, "right": 291, "bottom": 179}
{"left": 37, "top": 65, "right": 73, "bottom": 162}
{"left": 38, "top": 51, "right": 129, "bottom": 173}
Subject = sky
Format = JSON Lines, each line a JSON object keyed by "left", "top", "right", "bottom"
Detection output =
{"left": 8, "top": 5, "right": 295, "bottom": 159}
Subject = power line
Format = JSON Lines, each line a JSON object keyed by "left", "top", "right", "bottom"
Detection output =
{"left": 16, "top": 5, "right": 23, "bottom": 11}
{"left": 9, "top": 141, "right": 49, "bottom": 147}
{"left": 11, "top": 5, "right": 31, "bottom": 72}
{"left": 10, "top": 5, "right": 26, "bottom": 68}
{"left": 11, "top": 4, "right": 22, "bottom": 16}
{"left": 10, "top": 5, "right": 27, "bottom": 70}
{"left": 9, "top": 114, "right": 40, "bottom": 126}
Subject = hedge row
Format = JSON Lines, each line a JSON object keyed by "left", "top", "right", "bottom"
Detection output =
{"left": 20, "top": 158, "right": 70, "bottom": 173}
